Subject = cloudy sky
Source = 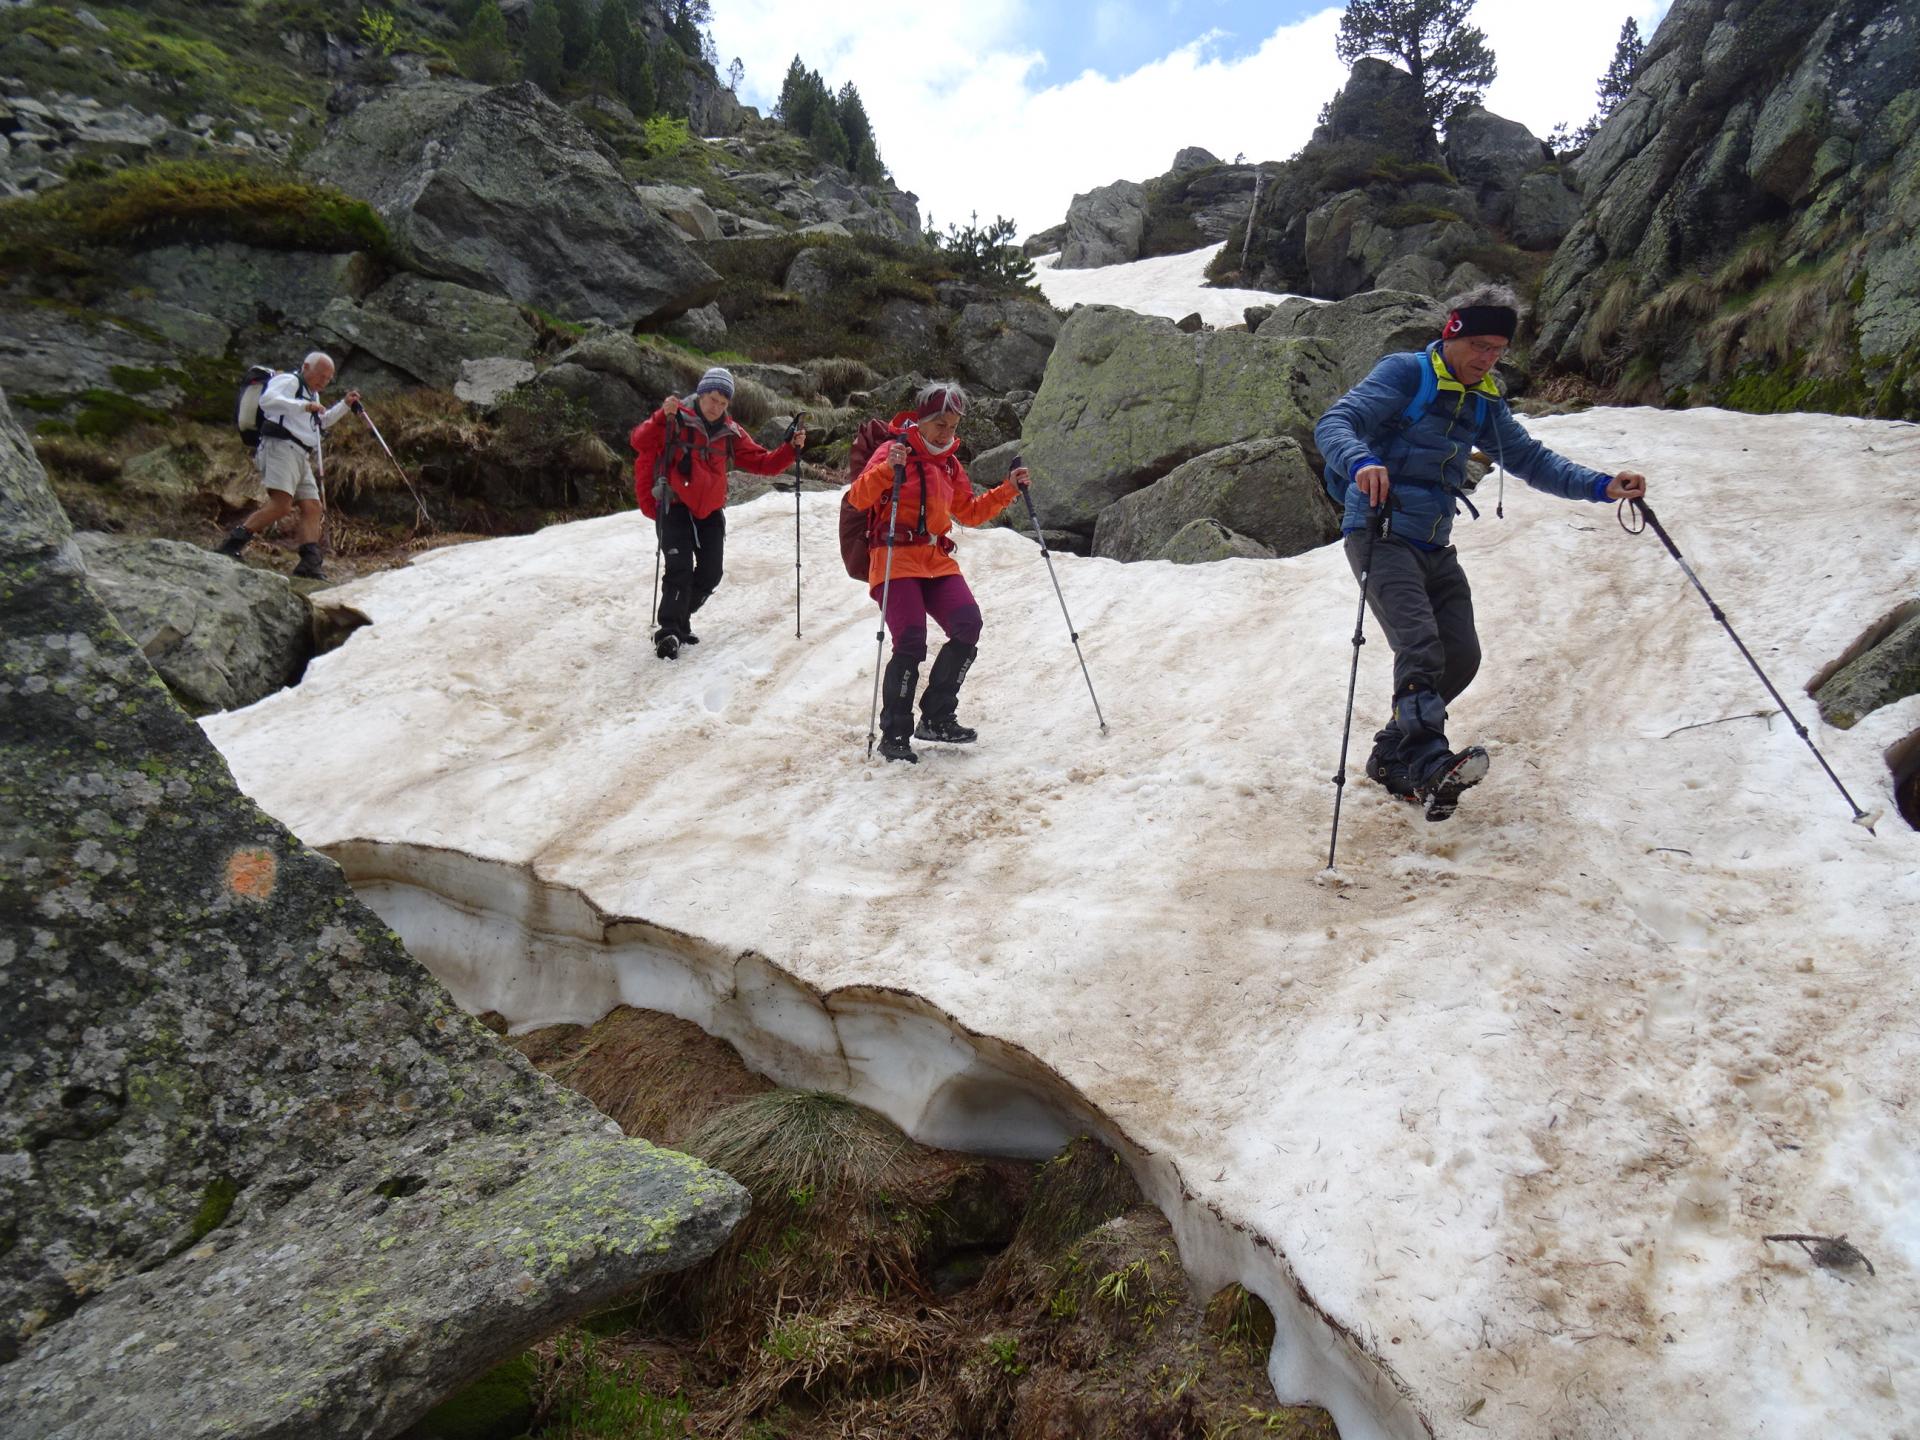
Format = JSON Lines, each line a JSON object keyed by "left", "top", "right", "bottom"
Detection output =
{"left": 707, "top": 0, "right": 1672, "bottom": 241}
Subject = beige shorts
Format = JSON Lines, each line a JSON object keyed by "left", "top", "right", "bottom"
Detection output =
{"left": 259, "top": 438, "right": 320, "bottom": 502}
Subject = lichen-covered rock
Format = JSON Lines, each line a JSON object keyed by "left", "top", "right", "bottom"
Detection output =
{"left": 305, "top": 81, "right": 719, "bottom": 325}
{"left": 74, "top": 532, "right": 312, "bottom": 714}
{"left": 1508, "top": 171, "right": 1583, "bottom": 251}
{"left": 1018, "top": 305, "right": 1341, "bottom": 535}
{"left": 1534, "top": 0, "right": 1920, "bottom": 417}
{"left": 1157, "top": 517, "right": 1277, "bottom": 563}
{"left": 953, "top": 297, "right": 1060, "bottom": 394}
{"left": 126, "top": 243, "right": 377, "bottom": 340}
{"left": 0, "top": 388, "right": 746, "bottom": 1436}
{"left": 1091, "top": 437, "right": 1337, "bottom": 562}
{"left": 314, "top": 274, "right": 538, "bottom": 393}
{"left": 1254, "top": 288, "right": 1444, "bottom": 388}
{"left": 1815, "top": 608, "right": 1920, "bottom": 728}
{"left": 1444, "top": 107, "right": 1550, "bottom": 227}
{"left": 1058, "top": 178, "right": 1148, "bottom": 269}
{"left": 0, "top": 302, "right": 179, "bottom": 411}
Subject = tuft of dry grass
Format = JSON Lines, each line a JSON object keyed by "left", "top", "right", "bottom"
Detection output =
{"left": 1578, "top": 271, "right": 1642, "bottom": 369}
{"left": 804, "top": 356, "right": 881, "bottom": 400}
{"left": 724, "top": 375, "right": 779, "bottom": 429}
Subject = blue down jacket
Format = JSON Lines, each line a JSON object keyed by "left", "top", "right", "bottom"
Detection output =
{"left": 1314, "top": 343, "right": 1615, "bottom": 549}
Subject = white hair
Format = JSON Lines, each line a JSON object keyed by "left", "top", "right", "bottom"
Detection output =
{"left": 302, "top": 351, "right": 336, "bottom": 374}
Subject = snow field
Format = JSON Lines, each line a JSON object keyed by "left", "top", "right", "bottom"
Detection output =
{"left": 1033, "top": 243, "right": 1304, "bottom": 326}
{"left": 207, "top": 406, "right": 1920, "bottom": 1438}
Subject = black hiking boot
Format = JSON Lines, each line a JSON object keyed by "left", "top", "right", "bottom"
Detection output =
{"left": 915, "top": 716, "right": 977, "bottom": 744}
{"left": 292, "top": 542, "right": 326, "bottom": 579}
{"left": 1364, "top": 739, "right": 1418, "bottom": 800}
{"left": 916, "top": 641, "right": 977, "bottom": 744}
{"left": 879, "top": 653, "right": 920, "bottom": 763}
{"left": 216, "top": 524, "right": 253, "bottom": 559}
{"left": 1418, "top": 746, "right": 1490, "bottom": 822}
{"left": 654, "top": 628, "right": 680, "bottom": 660}
{"left": 679, "top": 630, "right": 700, "bottom": 645}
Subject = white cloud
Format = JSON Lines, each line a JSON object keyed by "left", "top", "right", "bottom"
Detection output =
{"left": 709, "top": 2, "right": 1672, "bottom": 241}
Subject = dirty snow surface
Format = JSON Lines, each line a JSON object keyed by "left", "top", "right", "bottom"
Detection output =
{"left": 1033, "top": 243, "right": 1302, "bottom": 325}
{"left": 207, "top": 408, "right": 1920, "bottom": 1439}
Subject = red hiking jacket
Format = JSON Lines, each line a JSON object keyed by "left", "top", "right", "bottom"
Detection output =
{"left": 630, "top": 405, "right": 796, "bottom": 520}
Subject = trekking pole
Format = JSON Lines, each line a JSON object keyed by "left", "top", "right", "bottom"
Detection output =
{"left": 1325, "top": 507, "right": 1385, "bottom": 874}
{"left": 864, "top": 452, "right": 906, "bottom": 758}
{"left": 350, "top": 400, "right": 433, "bottom": 530}
{"left": 1013, "top": 456, "right": 1106, "bottom": 732}
{"left": 788, "top": 412, "right": 806, "bottom": 640}
{"left": 1625, "top": 497, "right": 1875, "bottom": 831}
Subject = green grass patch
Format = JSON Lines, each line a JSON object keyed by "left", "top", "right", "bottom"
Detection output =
{"left": 0, "top": 1, "right": 332, "bottom": 132}
{"left": 1380, "top": 203, "right": 1464, "bottom": 228}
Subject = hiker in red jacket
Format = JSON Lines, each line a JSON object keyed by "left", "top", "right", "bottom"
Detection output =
{"left": 631, "top": 366, "right": 805, "bottom": 659}
{"left": 846, "top": 380, "right": 1029, "bottom": 763}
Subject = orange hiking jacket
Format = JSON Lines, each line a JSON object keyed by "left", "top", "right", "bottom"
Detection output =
{"left": 847, "top": 415, "right": 1020, "bottom": 587}
{"left": 631, "top": 406, "right": 796, "bottom": 520}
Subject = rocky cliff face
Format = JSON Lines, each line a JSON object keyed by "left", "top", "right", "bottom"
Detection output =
{"left": 0, "top": 389, "right": 747, "bottom": 1435}
{"left": 1534, "top": 0, "right": 1920, "bottom": 418}
{"left": 1228, "top": 59, "right": 1578, "bottom": 301}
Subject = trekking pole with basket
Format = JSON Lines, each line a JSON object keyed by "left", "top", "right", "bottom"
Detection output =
{"left": 1012, "top": 455, "right": 1107, "bottom": 732}
{"left": 865, "top": 451, "right": 908, "bottom": 758}
{"left": 349, "top": 400, "right": 434, "bottom": 532}
{"left": 1623, "top": 497, "right": 1875, "bottom": 831}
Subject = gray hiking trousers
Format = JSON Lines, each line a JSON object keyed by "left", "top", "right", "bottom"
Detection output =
{"left": 1345, "top": 531, "right": 1483, "bottom": 782}
{"left": 1344, "top": 531, "right": 1481, "bottom": 702}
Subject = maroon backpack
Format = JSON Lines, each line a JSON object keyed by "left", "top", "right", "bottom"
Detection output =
{"left": 839, "top": 417, "right": 899, "bottom": 580}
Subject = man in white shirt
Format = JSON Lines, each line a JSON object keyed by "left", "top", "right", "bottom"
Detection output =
{"left": 217, "top": 351, "right": 359, "bottom": 579}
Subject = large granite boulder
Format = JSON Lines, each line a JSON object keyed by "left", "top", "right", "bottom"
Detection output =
{"left": 0, "top": 303, "right": 180, "bottom": 412}
{"left": 305, "top": 82, "right": 719, "bottom": 325}
{"left": 1091, "top": 437, "right": 1338, "bottom": 562}
{"left": 1444, "top": 106, "right": 1549, "bottom": 226}
{"left": 1255, "top": 289, "right": 1446, "bottom": 387}
{"left": 1058, "top": 178, "right": 1148, "bottom": 269}
{"left": 1171, "top": 145, "right": 1221, "bottom": 174}
{"left": 1158, "top": 518, "right": 1277, "bottom": 563}
{"left": 1509, "top": 172, "right": 1584, "bottom": 251}
{"left": 0, "top": 389, "right": 746, "bottom": 1434}
{"left": 314, "top": 274, "right": 538, "bottom": 393}
{"left": 75, "top": 532, "right": 312, "bottom": 714}
{"left": 952, "top": 297, "right": 1061, "bottom": 393}
{"left": 1534, "top": 0, "right": 1920, "bottom": 417}
{"left": 126, "top": 243, "right": 377, "bottom": 339}
{"left": 1017, "top": 305, "right": 1342, "bottom": 535}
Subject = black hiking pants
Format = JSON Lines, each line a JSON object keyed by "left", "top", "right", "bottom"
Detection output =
{"left": 657, "top": 504, "right": 725, "bottom": 639}
{"left": 1345, "top": 531, "right": 1480, "bottom": 779}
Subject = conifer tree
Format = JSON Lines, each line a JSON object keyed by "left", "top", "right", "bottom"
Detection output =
{"left": 585, "top": 39, "right": 616, "bottom": 97}
{"left": 1335, "top": 0, "right": 1497, "bottom": 128}
{"left": 555, "top": 0, "right": 593, "bottom": 72}
{"left": 1571, "top": 18, "right": 1646, "bottom": 148}
{"left": 460, "top": 0, "right": 515, "bottom": 85}
{"left": 810, "top": 102, "right": 850, "bottom": 168}
{"left": 525, "top": 0, "right": 565, "bottom": 96}
{"left": 623, "top": 33, "right": 656, "bottom": 116}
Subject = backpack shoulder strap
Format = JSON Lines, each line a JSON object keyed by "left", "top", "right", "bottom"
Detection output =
{"left": 1397, "top": 348, "right": 1441, "bottom": 427}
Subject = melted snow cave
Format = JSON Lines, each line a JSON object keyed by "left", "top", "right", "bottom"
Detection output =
{"left": 331, "top": 840, "right": 1430, "bottom": 1440}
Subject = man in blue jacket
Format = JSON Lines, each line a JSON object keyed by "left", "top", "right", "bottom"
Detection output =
{"left": 1314, "top": 285, "right": 1647, "bottom": 817}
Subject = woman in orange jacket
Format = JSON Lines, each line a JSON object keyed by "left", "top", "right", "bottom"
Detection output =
{"left": 846, "top": 380, "right": 1030, "bottom": 763}
{"left": 631, "top": 367, "right": 805, "bottom": 659}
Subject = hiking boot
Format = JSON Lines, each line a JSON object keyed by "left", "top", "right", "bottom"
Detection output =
{"left": 915, "top": 716, "right": 977, "bottom": 744}
{"left": 292, "top": 542, "right": 326, "bottom": 579}
{"left": 654, "top": 629, "right": 680, "bottom": 660}
{"left": 216, "top": 524, "right": 252, "bottom": 560}
{"left": 1363, "top": 740, "right": 1418, "bottom": 800}
{"left": 679, "top": 629, "right": 700, "bottom": 645}
{"left": 878, "top": 735, "right": 919, "bottom": 764}
{"left": 1417, "top": 746, "right": 1490, "bottom": 823}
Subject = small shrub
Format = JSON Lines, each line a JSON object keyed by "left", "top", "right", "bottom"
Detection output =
{"left": 642, "top": 115, "right": 693, "bottom": 159}
{"left": 726, "top": 376, "right": 778, "bottom": 429}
